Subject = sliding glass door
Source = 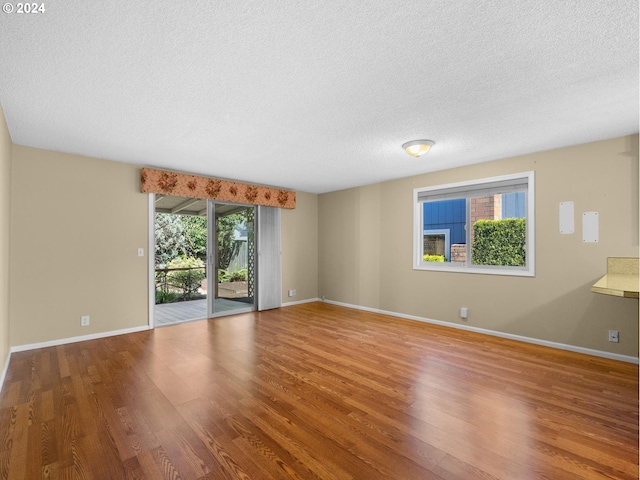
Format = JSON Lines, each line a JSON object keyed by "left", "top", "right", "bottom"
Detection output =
{"left": 151, "top": 195, "right": 281, "bottom": 325}
{"left": 153, "top": 195, "right": 208, "bottom": 327}
{"left": 207, "top": 202, "right": 257, "bottom": 317}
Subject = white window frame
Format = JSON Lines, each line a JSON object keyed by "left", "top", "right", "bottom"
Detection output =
{"left": 413, "top": 171, "right": 535, "bottom": 277}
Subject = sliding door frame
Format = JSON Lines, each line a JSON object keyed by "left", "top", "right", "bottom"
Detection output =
{"left": 147, "top": 194, "right": 282, "bottom": 327}
{"left": 207, "top": 200, "right": 258, "bottom": 318}
{"left": 148, "top": 193, "right": 156, "bottom": 329}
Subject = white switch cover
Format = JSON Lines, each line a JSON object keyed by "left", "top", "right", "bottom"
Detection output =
{"left": 582, "top": 212, "right": 599, "bottom": 243}
{"left": 138, "top": 248, "right": 144, "bottom": 257}
{"left": 559, "top": 201, "right": 574, "bottom": 234}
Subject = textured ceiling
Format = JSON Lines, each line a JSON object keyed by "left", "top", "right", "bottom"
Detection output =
{"left": 0, "top": 1, "right": 638, "bottom": 194}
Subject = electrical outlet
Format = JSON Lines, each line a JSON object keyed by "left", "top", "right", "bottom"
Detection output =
{"left": 321, "top": 295, "right": 326, "bottom": 302}
{"left": 460, "top": 307, "right": 468, "bottom": 319}
{"left": 288, "top": 289, "right": 296, "bottom": 297}
{"left": 81, "top": 315, "right": 90, "bottom": 326}
{"left": 608, "top": 330, "right": 619, "bottom": 343}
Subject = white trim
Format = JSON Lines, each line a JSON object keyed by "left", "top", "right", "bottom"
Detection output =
{"left": 414, "top": 171, "right": 532, "bottom": 196}
{"left": 282, "top": 297, "right": 321, "bottom": 307}
{"left": 527, "top": 172, "right": 535, "bottom": 274}
{"left": 412, "top": 262, "right": 534, "bottom": 277}
{"left": 10, "top": 325, "right": 150, "bottom": 353}
{"left": 206, "top": 200, "right": 214, "bottom": 318}
{"left": 148, "top": 193, "right": 156, "bottom": 329}
{"left": 0, "top": 350, "right": 11, "bottom": 393}
{"left": 323, "top": 299, "right": 639, "bottom": 364}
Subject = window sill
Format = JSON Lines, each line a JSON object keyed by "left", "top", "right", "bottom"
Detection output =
{"left": 414, "top": 263, "right": 535, "bottom": 277}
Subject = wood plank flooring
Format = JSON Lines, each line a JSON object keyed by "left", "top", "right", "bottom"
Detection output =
{"left": 1, "top": 302, "right": 637, "bottom": 479}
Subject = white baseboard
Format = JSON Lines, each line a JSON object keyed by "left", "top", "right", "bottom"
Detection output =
{"left": 10, "top": 325, "right": 151, "bottom": 353}
{"left": 0, "top": 350, "right": 10, "bottom": 393}
{"left": 281, "top": 297, "right": 321, "bottom": 307}
{"left": 323, "top": 299, "right": 639, "bottom": 365}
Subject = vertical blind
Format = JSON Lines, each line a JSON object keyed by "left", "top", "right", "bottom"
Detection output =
{"left": 257, "top": 206, "right": 282, "bottom": 311}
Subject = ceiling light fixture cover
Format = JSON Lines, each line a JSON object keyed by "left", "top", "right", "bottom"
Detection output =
{"left": 402, "top": 139, "right": 434, "bottom": 157}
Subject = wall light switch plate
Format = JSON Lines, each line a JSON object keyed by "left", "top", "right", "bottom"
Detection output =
{"left": 138, "top": 248, "right": 144, "bottom": 257}
{"left": 582, "top": 212, "right": 599, "bottom": 243}
{"left": 559, "top": 201, "right": 574, "bottom": 234}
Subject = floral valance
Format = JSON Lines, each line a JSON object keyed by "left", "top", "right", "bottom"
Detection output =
{"left": 140, "top": 168, "right": 296, "bottom": 209}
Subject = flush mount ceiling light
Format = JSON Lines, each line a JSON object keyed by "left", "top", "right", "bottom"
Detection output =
{"left": 402, "top": 139, "right": 434, "bottom": 157}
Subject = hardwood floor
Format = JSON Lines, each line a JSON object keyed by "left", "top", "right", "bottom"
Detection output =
{"left": 1, "top": 302, "right": 637, "bottom": 479}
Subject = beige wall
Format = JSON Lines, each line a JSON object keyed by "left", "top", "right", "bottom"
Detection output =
{"left": 0, "top": 104, "right": 11, "bottom": 374}
{"left": 10, "top": 146, "right": 149, "bottom": 346}
{"left": 7, "top": 136, "right": 637, "bottom": 357}
{"left": 281, "top": 191, "right": 319, "bottom": 303}
{"left": 8, "top": 145, "right": 318, "bottom": 346}
{"left": 318, "top": 185, "right": 381, "bottom": 307}
{"left": 319, "top": 135, "right": 639, "bottom": 357}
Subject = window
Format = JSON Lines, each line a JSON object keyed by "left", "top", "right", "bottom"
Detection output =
{"left": 413, "top": 172, "right": 535, "bottom": 276}
{"left": 423, "top": 229, "right": 451, "bottom": 261}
